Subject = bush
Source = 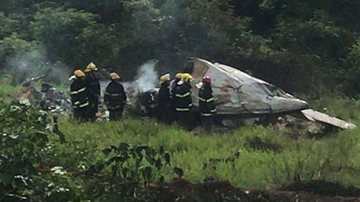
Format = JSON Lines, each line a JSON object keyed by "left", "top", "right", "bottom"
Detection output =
{"left": 0, "top": 101, "right": 51, "bottom": 200}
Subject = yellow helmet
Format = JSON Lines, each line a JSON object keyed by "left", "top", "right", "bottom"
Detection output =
{"left": 182, "top": 73, "right": 192, "bottom": 82}
{"left": 85, "top": 62, "right": 98, "bottom": 72}
{"left": 175, "top": 73, "right": 183, "bottom": 79}
{"left": 74, "top": 69, "right": 85, "bottom": 78}
{"left": 159, "top": 73, "right": 170, "bottom": 84}
{"left": 110, "top": 72, "right": 120, "bottom": 80}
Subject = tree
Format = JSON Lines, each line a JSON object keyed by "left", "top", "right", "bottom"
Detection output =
{"left": 0, "top": 12, "right": 18, "bottom": 40}
{"left": 0, "top": 33, "right": 36, "bottom": 69}
{"left": 30, "top": 7, "right": 114, "bottom": 67}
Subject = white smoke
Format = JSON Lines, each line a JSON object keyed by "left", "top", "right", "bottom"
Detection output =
{"left": 6, "top": 50, "right": 71, "bottom": 85}
{"left": 132, "top": 60, "right": 159, "bottom": 92}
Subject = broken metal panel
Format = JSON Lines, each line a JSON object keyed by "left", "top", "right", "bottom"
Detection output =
{"left": 215, "top": 63, "right": 267, "bottom": 86}
{"left": 301, "top": 109, "right": 357, "bottom": 129}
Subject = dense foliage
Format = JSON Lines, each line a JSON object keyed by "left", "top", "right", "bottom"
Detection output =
{"left": 0, "top": 101, "right": 52, "bottom": 200}
{"left": 0, "top": 0, "right": 359, "bottom": 95}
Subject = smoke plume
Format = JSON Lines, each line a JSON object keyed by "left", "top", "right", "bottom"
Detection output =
{"left": 6, "top": 50, "right": 71, "bottom": 85}
{"left": 132, "top": 60, "right": 159, "bottom": 92}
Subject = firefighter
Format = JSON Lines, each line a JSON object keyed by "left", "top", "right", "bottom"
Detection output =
{"left": 84, "top": 62, "right": 100, "bottom": 122}
{"left": 173, "top": 73, "right": 193, "bottom": 129}
{"left": 139, "top": 90, "right": 157, "bottom": 117}
{"left": 170, "top": 73, "right": 183, "bottom": 120}
{"left": 70, "top": 70, "right": 89, "bottom": 122}
{"left": 198, "top": 76, "right": 216, "bottom": 128}
{"left": 157, "top": 73, "right": 173, "bottom": 124}
{"left": 104, "top": 72, "right": 127, "bottom": 121}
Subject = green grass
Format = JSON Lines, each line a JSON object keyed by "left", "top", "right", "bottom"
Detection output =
{"left": 55, "top": 113, "right": 360, "bottom": 190}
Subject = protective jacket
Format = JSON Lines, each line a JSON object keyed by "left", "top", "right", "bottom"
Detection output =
{"left": 104, "top": 81, "right": 127, "bottom": 111}
{"left": 174, "top": 83, "right": 192, "bottom": 112}
{"left": 158, "top": 83, "right": 171, "bottom": 108}
{"left": 157, "top": 82, "right": 172, "bottom": 122}
{"left": 85, "top": 72, "right": 100, "bottom": 96}
{"left": 198, "top": 83, "right": 216, "bottom": 116}
{"left": 70, "top": 78, "right": 89, "bottom": 109}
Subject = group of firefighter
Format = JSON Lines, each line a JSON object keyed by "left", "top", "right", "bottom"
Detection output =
{"left": 69, "top": 62, "right": 217, "bottom": 128}
{"left": 157, "top": 72, "right": 216, "bottom": 128}
{"left": 70, "top": 62, "right": 127, "bottom": 122}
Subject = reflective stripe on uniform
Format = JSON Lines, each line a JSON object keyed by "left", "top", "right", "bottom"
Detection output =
{"left": 79, "top": 102, "right": 89, "bottom": 108}
{"left": 206, "top": 97, "right": 214, "bottom": 102}
{"left": 188, "top": 103, "right": 193, "bottom": 107}
{"left": 105, "top": 92, "right": 122, "bottom": 96}
{"left": 110, "top": 93, "right": 121, "bottom": 96}
{"left": 176, "top": 108, "right": 190, "bottom": 112}
{"left": 199, "top": 97, "right": 214, "bottom": 102}
{"left": 70, "top": 87, "right": 86, "bottom": 95}
{"left": 175, "top": 92, "right": 190, "bottom": 98}
{"left": 210, "top": 109, "right": 216, "bottom": 113}
{"left": 74, "top": 101, "right": 80, "bottom": 105}
{"left": 78, "top": 87, "right": 86, "bottom": 93}
{"left": 201, "top": 113, "right": 212, "bottom": 117}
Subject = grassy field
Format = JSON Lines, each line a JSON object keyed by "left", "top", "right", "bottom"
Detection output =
{"left": 56, "top": 105, "right": 360, "bottom": 190}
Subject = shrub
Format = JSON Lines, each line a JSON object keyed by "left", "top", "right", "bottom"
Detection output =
{"left": 0, "top": 101, "right": 51, "bottom": 200}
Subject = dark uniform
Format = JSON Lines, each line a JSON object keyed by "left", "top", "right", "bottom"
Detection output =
{"left": 157, "top": 82, "right": 173, "bottom": 123}
{"left": 139, "top": 90, "right": 157, "bottom": 117}
{"left": 198, "top": 83, "right": 216, "bottom": 127}
{"left": 85, "top": 72, "right": 100, "bottom": 121}
{"left": 70, "top": 78, "right": 89, "bottom": 122}
{"left": 174, "top": 82, "right": 192, "bottom": 128}
{"left": 170, "top": 77, "right": 181, "bottom": 120}
{"left": 104, "top": 80, "right": 127, "bottom": 121}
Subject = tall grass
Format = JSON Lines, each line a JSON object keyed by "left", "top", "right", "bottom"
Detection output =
{"left": 56, "top": 110, "right": 360, "bottom": 190}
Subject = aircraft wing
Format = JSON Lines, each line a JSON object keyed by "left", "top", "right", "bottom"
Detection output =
{"left": 301, "top": 109, "right": 357, "bottom": 129}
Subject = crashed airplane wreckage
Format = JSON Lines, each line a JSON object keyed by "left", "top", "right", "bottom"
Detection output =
{"left": 190, "top": 58, "right": 356, "bottom": 129}
{"left": 15, "top": 76, "right": 72, "bottom": 113}
{"left": 190, "top": 58, "right": 308, "bottom": 116}
{"left": 132, "top": 58, "right": 356, "bottom": 129}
